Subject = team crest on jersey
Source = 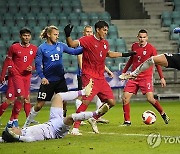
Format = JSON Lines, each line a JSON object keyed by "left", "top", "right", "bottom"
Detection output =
{"left": 56, "top": 46, "right": 60, "bottom": 51}
{"left": 143, "top": 50, "right": 147, "bottom": 55}
{"left": 30, "top": 50, "right": 33, "bottom": 55}
{"left": 104, "top": 44, "right": 107, "bottom": 49}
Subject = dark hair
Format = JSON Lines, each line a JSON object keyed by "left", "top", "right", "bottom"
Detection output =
{"left": 94, "top": 20, "right": 109, "bottom": 32}
{"left": 138, "top": 29, "right": 148, "bottom": 34}
{"left": 19, "top": 27, "right": 31, "bottom": 35}
{"left": 2, "top": 127, "right": 20, "bottom": 143}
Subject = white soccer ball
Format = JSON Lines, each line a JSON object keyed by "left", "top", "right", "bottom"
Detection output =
{"left": 142, "top": 110, "right": 156, "bottom": 125}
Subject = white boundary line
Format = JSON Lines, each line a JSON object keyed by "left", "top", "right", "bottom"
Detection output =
{"left": 86, "top": 131, "right": 149, "bottom": 137}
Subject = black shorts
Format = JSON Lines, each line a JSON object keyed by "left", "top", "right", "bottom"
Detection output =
{"left": 77, "top": 75, "right": 82, "bottom": 90}
{"left": 37, "top": 78, "right": 68, "bottom": 101}
{"left": 164, "top": 53, "right": 180, "bottom": 70}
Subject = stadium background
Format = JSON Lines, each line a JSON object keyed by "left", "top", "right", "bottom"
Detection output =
{"left": 0, "top": 0, "right": 180, "bottom": 102}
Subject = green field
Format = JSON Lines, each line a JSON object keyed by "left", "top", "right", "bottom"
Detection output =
{"left": 0, "top": 101, "right": 180, "bottom": 154}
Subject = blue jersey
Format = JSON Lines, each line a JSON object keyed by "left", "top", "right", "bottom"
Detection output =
{"left": 35, "top": 42, "right": 83, "bottom": 81}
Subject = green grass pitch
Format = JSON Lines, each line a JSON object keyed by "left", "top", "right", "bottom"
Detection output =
{"left": 0, "top": 101, "right": 180, "bottom": 154}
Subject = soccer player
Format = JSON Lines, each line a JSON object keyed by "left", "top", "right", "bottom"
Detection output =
{"left": 120, "top": 27, "right": 180, "bottom": 79}
{"left": 75, "top": 25, "right": 113, "bottom": 126}
{"left": 0, "top": 79, "right": 109, "bottom": 143}
{"left": 119, "top": 29, "right": 169, "bottom": 126}
{"left": 0, "top": 28, "right": 38, "bottom": 127}
{"left": 64, "top": 20, "right": 136, "bottom": 135}
{"left": 23, "top": 25, "right": 83, "bottom": 128}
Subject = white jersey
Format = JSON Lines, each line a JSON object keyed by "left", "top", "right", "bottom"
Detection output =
{"left": 20, "top": 107, "right": 70, "bottom": 142}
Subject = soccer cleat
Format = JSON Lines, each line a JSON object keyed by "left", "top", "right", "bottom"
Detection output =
{"left": 88, "top": 118, "right": 99, "bottom": 134}
{"left": 120, "top": 121, "right": 131, "bottom": 126}
{"left": 80, "top": 121, "right": 87, "bottom": 125}
{"left": 70, "top": 128, "right": 82, "bottom": 136}
{"left": 6, "top": 121, "right": 13, "bottom": 128}
{"left": 96, "top": 117, "right": 109, "bottom": 124}
{"left": 161, "top": 113, "right": 170, "bottom": 124}
{"left": 30, "top": 120, "right": 39, "bottom": 125}
{"left": 97, "top": 103, "right": 109, "bottom": 115}
{"left": 84, "top": 78, "right": 93, "bottom": 97}
{"left": 119, "top": 73, "right": 136, "bottom": 80}
{"left": 0, "top": 137, "right": 4, "bottom": 142}
{"left": 12, "top": 120, "right": 19, "bottom": 128}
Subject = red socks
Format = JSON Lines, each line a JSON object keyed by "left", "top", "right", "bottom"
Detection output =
{"left": 152, "top": 100, "right": 163, "bottom": 114}
{"left": 123, "top": 103, "right": 130, "bottom": 122}
{"left": 24, "top": 103, "right": 32, "bottom": 118}
{"left": 10, "top": 100, "right": 22, "bottom": 121}
{"left": 73, "top": 103, "right": 88, "bottom": 128}
{"left": 0, "top": 102, "right": 9, "bottom": 116}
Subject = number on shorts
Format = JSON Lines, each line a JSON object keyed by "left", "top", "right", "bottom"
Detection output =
{"left": 38, "top": 92, "right": 47, "bottom": 99}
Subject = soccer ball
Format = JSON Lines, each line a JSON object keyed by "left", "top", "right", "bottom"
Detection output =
{"left": 142, "top": 110, "right": 156, "bottom": 125}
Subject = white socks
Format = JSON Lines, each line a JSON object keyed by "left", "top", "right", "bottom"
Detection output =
{"left": 75, "top": 99, "right": 82, "bottom": 109}
{"left": 95, "top": 96, "right": 103, "bottom": 110}
{"left": 57, "top": 90, "right": 85, "bottom": 102}
{"left": 131, "top": 57, "right": 155, "bottom": 76}
{"left": 71, "top": 112, "right": 93, "bottom": 121}
{"left": 23, "top": 106, "right": 38, "bottom": 128}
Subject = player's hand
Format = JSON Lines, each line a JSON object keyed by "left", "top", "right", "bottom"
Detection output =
{"left": 160, "top": 78, "right": 166, "bottom": 88}
{"left": 26, "top": 65, "right": 33, "bottom": 72}
{"left": 64, "top": 24, "right": 74, "bottom": 37}
{"left": 122, "top": 51, "right": 136, "bottom": 57}
{"left": 41, "top": 78, "right": 49, "bottom": 85}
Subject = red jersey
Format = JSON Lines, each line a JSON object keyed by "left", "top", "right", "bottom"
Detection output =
{"left": 122, "top": 42, "right": 163, "bottom": 78}
{"left": 79, "top": 35, "right": 109, "bottom": 79}
{"left": 7, "top": 43, "right": 37, "bottom": 76}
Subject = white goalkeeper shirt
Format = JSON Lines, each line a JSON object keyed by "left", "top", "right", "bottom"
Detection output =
{"left": 19, "top": 107, "right": 70, "bottom": 142}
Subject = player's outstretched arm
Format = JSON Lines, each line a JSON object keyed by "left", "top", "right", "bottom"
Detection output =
{"left": 64, "top": 24, "right": 79, "bottom": 48}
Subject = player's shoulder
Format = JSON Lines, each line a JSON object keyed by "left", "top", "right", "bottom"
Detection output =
{"left": 30, "top": 43, "right": 38, "bottom": 49}
{"left": 147, "top": 43, "right": 156, "bottom": 50}
{"left": 132, "top": 42, "right": 138, "bottom": 47}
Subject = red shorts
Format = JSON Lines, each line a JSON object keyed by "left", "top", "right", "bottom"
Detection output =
{"left": 6, "top": 74, "right": 31, "bottom": 100}
{"left": 124, "top": 77, "right": 154, "bottom": 95}
{"left": 82, "top": 74, "right": 114, "bottom": 102}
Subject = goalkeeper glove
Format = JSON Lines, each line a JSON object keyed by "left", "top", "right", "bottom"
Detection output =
{"left": 122, "top": 51, "right": 136, "bottom": 57}
{"left": 64, "top": 24, "right": 74, "bottom": 37}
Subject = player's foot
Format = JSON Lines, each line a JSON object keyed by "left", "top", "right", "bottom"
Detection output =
{"left": 0, "top": 137, "right": 4, "bottom": 142}
{"left": 119, "top": 73, "right": 135, "bottom": 80}
{"left": 88, "top": 118, "right": 99, "bottom": 134}
{"left": 12, "top": 120, "right": 19, "bottom": 127}
{"left": 80, "top": 121, "right": 87, "bottom": 125}
{"left": 97, "top": 103, "right": 109, "bottom": 115}
{"left": 30, "top": 120, "right": 39, "bottom": 125}
{"left": 6, "top": 121, "right": 13, "bottom": 128}
{"left": 84, "top": 78, "right": 93, "bottom": 97}
{"left": 161, "top": 113, "right": 170, "bottom": 124}
{"left": 120, "top": 121, "right": 131, "bottom": 126}
{"left": 96, "top": 117, "right": 109, "bottom": 124}
{"left": 71, "top": 128, "right": 82, "bottom": 136}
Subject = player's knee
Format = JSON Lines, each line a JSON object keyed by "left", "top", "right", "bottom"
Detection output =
{"left": 107, "top": 99, "right": 115, "bottom": 107}
{"left": 122, "top": 96, "right": 129, "bottom": 105}
{"left": 34, "top": 102, "right": 44, "bottom": 111}
{"left": 17, "top": 96, "right": 25, "bottom": 103}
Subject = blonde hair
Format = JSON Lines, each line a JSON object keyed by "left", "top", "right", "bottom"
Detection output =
{"left": 40, "top": 25, "right": 59, "bottom": 39}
